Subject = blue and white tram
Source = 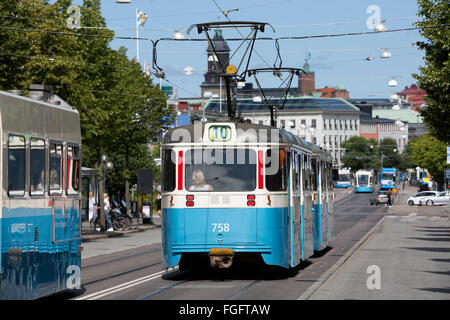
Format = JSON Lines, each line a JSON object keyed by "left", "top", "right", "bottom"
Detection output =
{"left": 355, "top": 169, "right": 374, "bottom": 193}
{"left": 161, "top": 121, "right": 334, "bottom": 270}
{"left": 0, "top": 90, "right": 82, "bottom": 299}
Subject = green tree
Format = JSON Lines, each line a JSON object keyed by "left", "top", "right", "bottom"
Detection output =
{"left": 414, "top": 0, "right": 450, "bottom": 143}
{"left": 399, "top": 139, "right": 416, "bottom": 171}
{"left": 0, "top": 0, "right": 174, "bottom": 224}
{"left": 378, "top": 138, "right": 401, "bottom": 169}
{"left": 411, "top": 134, "right": 449, "bottom": 186}
{"left": 341, "top": 136, "right": 377, "bottom": 172}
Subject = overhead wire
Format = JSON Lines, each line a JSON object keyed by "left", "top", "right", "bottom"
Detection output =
{"left": 0, "top": 22, "right": 447, "bottom": 42}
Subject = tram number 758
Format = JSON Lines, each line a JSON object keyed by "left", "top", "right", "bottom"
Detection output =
{"left": 211, "top": 223, "right": 230, "bottom": 232}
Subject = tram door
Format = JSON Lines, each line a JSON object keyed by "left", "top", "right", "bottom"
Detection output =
{"left": 289, "top": 151, "right": 301, "bottom": 266}
{"left": 320, "top": 161, "right": 328, "bottom": 245}
{"left": 302, "top": 154, "right": 314, "bottom": 259}
{"left": 327, "top": 165, "right": 335, "bottom": 244}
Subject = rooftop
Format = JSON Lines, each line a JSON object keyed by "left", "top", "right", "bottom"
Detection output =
{"left": 372, "top": 108, "right": 423, "bottom": 124}
{"left": 204, "top": 96, "right": 360, "bottom": 114}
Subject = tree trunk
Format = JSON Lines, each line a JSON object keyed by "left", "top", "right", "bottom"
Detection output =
{"left": 125, "top": 144, "right": 131, "bottom": 217}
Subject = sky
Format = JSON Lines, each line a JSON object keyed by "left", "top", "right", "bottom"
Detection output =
{"left": 86, "top": 0, "right": 426, "bottom": 99}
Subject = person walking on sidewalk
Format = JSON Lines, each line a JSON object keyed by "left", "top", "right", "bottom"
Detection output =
{"left": 387, "top": 189, "right": 393, "bottom": 207}
{"left": 89, "top": 192, "right": 100, "bottom": 228}
{"left": 104, "top": 193, "right": 114, "bottom": 232}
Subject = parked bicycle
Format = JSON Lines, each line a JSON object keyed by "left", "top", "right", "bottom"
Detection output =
{"left": 90, "top": 201, "right": 130, "bottom": 232}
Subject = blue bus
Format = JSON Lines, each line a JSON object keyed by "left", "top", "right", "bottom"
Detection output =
{"left": 0, "top": 89, "right": 82, "bottom": 299}
{"left": 380, "top": 168, "right": 398, "bottom": 191}
{"left": 336, "top": 168, "right": 351, "bottom": 188}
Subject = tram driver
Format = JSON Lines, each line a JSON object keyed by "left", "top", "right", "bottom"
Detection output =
{"left": 189, "top": 169, "right": 213, "bottom": 191}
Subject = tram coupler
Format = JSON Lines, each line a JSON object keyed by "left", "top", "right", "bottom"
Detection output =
{"left": 209, "top": 248, "right": 234, "bottom": 269}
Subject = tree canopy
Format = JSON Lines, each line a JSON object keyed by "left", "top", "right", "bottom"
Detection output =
{"left": 414, "top": 0, "right": 450, "bottom": 143}
{"left": 341, "top": 136, "right": 377, "bottom": 172}
{"left": 411, "top": 134, "right": 449, "bottom": 185}
{"left": 0, "top": 0, "right": 174, "bottom": 197}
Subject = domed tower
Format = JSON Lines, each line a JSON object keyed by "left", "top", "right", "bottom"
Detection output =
{"left": 298, "top": 58, "right": 315, "bottom": 96}
{"left": 200, "top": 29, "right": 233, "bottom": 98}
{"left": 334, "top": 83, "right": 349, "bottom": 99}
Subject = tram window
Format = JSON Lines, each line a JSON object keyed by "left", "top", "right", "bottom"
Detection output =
{"left": 311, "top": 159, "right": 318, "bottom": 191}
{"left": 303, "top": 155, "right": 310, "bottom": 191}
{"left": 185, "top": 149, "right": 256, "bottom": 192}
{"left": 67, "top": 145, "right": 80, "bottom": 195}
{"left": 327, "top": 166, "right": 333, "bottom": 190}
{"left": 293, "top": 152, "right": 299, "bottom": 192}
{"left": 30, "top": 138, "right": 45, "bottom": 196}
{"left": 297, "top": 153, "right": 303, "bottom": 191}
{"left": 266, "top": 148, "right": 287, "bottom": 192}
{"left": 162, "top": 149, "right": 176, "bottom": 192}
{"left": 8, "top": 135, "right": 25, "bottom": 196}
{"left": 322, "top": 163, "right": 327, "bottom": 192}
{"left": 49, "top": 143, "right": 63, "bottom": 195}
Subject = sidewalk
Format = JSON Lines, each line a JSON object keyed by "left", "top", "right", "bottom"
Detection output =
{"left": 81, "top": 215, "right": 161, "bottom": 242}
{"left": 307, "top": 185, "right": 450, "bottom": 300}
{"left": 334, "top": 187, "right": 354, "bottom": 201}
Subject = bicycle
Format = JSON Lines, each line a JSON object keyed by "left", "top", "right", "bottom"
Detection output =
{"left": 89, "top": 209, "right": 130, "bottom": 232}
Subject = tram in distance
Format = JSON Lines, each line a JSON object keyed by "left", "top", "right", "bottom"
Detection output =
{"left": 0, "top": 89, "right": 82, "bottom": 299}
{"left": 355, "top": 169, "right": 374, "bottom": 193}
{"left": 160, "top": 120, "right": 335, "bottom": 270}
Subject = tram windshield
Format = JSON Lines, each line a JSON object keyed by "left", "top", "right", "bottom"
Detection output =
{"left": 357, "top": 175, "right": 369, "bottom": 185}
{"left": 185, "top": 149, "right": 256, "bottom": 191}
{"left": 338, "top": 174, "right": 350, "bottom": 182}
{"left": 381, "top": 173, "right": 395, "bottom": 181}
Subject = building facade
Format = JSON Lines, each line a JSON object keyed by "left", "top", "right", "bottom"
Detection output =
{"left": 359, "top": 115, "right": 409, "bottom": 153}
{"left": 204, "top": 96, "right": 360, "bottom": 168}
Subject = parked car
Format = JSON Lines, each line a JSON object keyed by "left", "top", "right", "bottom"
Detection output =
{"left": 421, "top": 191, "right": 450, "bottom": 206}
{"left": 407, "top": 191, "right": 439, "bottom": 206}
{"left": 370, "top": 190, "right": 389, "bottom": 205}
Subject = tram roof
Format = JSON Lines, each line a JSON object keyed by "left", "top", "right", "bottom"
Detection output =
{"left": 163, "top": 120, "right": 312, "bottom": 150}
{"left": 0, "top": 90, "right": 81, "bottom": 143}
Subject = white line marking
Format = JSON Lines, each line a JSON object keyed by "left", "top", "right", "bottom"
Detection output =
{"left": 75, "top": 267, "right": 178, "bottom": 300}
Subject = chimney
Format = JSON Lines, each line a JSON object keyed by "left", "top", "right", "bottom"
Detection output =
{"left": 28, "top": 84, "right": 52, "bottom": 102}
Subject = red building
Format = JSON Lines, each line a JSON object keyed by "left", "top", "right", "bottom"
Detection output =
{"left": 316, "top": 84, "right": 350, "bottom": 99}
{"left": 396, "top": 84, "right": 426, "bottom": 110}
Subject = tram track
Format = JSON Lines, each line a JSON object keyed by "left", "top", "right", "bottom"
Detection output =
{"left": 82, "top": 248, "right": 162, "bottom": 270}
{"left": 81, "top": 261, "right": 162, "bottom": 287}
{"left": 228, "top": 280, "right": 261, "bottom": 300}
{"left": 73, "top": 191, "right": 387, "bottom": 300}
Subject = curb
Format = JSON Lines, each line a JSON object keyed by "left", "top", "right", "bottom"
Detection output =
{"left": 297, "top": 215, "right": 386, "bottom": 300}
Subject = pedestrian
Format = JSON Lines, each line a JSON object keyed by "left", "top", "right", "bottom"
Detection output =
{"left": 89, "top": 192, "right": 99, "bottom": 224}
{"left": 402, "top": 179, "right": 405, "bottom": 190}
{"left": 104, "top": 193, "right": 114, "bottom": 232}
{"left": 387, "top": 189, "right": 393, "bottom": 207}
{"left": 156, "top": 193, "right": 161, "bottom": 216}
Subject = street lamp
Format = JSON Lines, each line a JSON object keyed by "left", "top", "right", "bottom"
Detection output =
{"left": 172, "top": 30, "right": 185, "bottom": 40}
{"left": 380, "top": 49, "right": 392, "bottom": 59}
{"left": 98, "top": 154, "right": 113, "bottom": 231}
